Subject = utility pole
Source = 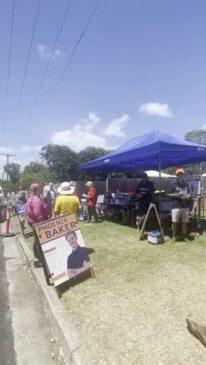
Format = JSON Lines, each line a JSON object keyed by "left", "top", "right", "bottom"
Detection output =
{"left": 0, "top": 153, "right": 16, "bottom": 181}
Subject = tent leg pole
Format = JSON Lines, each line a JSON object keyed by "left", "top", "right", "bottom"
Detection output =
{"left": 198, "top": 163, "right": 201, "bottom": 222}
{"left": 158, "top": 154, "right": 162, "bottom": 212}
{"left": 106, "top": 173, "right": 110, "bottom": 191}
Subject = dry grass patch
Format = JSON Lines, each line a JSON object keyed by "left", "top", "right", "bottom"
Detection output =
{"left": 60, "top": 222, "right": 206, "bottom": 364}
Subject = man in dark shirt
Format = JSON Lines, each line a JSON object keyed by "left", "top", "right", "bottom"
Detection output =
{"left": 65, "top": 230, "right": 90, "bottom": 278}
{"left": 169, "top": 168, "right": 191, "bottom": 242}
{"left": 135, "top": 173, "right": 155, "bottom": 215}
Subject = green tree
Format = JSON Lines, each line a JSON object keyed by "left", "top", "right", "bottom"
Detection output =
{"left": 185, "top": 129, "right": 206, "bottom": 145}
{"left": 4, "top": 163, "right": 21, "bottom": 184}
{"left": 77, "top": 147, "right": 109, "bottom": 180}
{"left": 184, "top": 129, "right": 206, "bottom": 174}
{"left": 19, "top": 171, "right": 56, "bottom": 190}
{"left": 24, "top": 161, "right": 48, "bottom": 174}
{"left": 40, "top": 144, "right": 79, "bottom": 181}
{"left": 16, "top": 161, "right": 57, "bottom": 190}
{"left": 78, "top": 147, "right": 108, "bottom": 163}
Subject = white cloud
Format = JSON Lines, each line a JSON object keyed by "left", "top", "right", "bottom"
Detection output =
{"left": 139, "top": 102, "right": 172, "bottom": 118}
{"left": 104, "top": 114, "right": 129, "bottom": 137}
{"left": 37, "top": 44, "right": 65, "bottom": 60}
{"left": 201, "top": 124, "right": 206, "bottom": 130}
{"left": 52, "top": 129, "right": 107, "bottom": 152}
{"left": 0, "top": 147, "right": 15, "bottom": 154}
{"left": 19, "top": 145, "right": 42, "bottom": 153}
{"left": 74, "top": 112, "right": 100, "bottom": 133}
{"left": 51, "top": 112, "right": 131, "bottom": 151}
{"left": 0, "top": 145, "right": 42, "bottom": 154}
{"left": 52, "top": 112, "right": 109, "bottom": 152}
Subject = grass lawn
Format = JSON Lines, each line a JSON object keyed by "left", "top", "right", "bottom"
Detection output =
{"left": 61, "top": 221, "right": 206, "bottom": 365}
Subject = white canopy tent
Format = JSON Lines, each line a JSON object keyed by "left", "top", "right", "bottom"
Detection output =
{"left": 145, "top": 170, "right": 175, "bottom": 178}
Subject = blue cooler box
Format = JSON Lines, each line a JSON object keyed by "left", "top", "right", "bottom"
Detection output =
{"left": 147, "top": 231, "right": 162, "bottom": 245}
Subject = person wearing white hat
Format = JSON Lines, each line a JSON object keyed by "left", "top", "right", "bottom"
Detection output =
{"left": 54, "top": 182, "right": 80, "bottom": 219}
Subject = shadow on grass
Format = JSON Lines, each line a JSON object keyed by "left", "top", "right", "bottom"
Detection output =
{"left": 87, "top": 247, "right": 95, "bottom": 255}
{"left": 57, "top": 269, "right": 94, "bottom": 297}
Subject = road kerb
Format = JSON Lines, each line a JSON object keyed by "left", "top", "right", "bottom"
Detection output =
{"left": 15, "top": 234, "right": 90, "bottom": 365}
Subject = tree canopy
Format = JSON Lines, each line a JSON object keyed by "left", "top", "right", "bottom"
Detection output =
{"left": 4, "top": 163, "right": 21, "bottom": 184}
{"left": 19, "top": 171, "right": 56, "bottom": 190}
{"left": 185, "top": 129, "right": 206, "bottom": 145}
{"left": 40, "top": 144, "right": 79, "bottom": 181}
{"left": 78, "top": 147, "right": 108, "bottom": 164}
{"left": 2, "top": 145, "right": 110, "bottom": 192}
{"left": 40, "top": 144, "right": 109, "bottom": 181}
{"left": 20, "top": 161, "right": 57, "bottom": 189}
{"left": 184, "top": 129, "right": 206, "bottom": 174}
{"left": 23, "top": 161, "right": 48, "bottom": 174}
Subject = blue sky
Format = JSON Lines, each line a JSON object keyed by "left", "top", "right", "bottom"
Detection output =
{"left": 0, "top": 0, "right": 206, "bottom": 170}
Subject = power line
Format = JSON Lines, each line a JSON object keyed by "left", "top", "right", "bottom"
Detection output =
{"left": 31, "top": 0, "right": 101, "bottom": 133}
{"left": 3, "top": 0, "right": 15, "bottom": 141}
{"left": 24, "top": 0, "right": 73, "bottom": 131}
{"left": 13, "top": 0, "right": 42, "bottom": 123}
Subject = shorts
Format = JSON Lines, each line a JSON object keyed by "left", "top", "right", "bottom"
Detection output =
{"left": 171, "top": 208, "right": 189, "bottom": 223}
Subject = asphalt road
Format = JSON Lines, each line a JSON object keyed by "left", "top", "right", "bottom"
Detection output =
{"left": 0, "top": 235, "right": 64, "bottom": 365}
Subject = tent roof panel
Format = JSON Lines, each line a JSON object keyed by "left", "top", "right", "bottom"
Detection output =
{"left": 79, "top": 130, "right": 206, "bottom": 172}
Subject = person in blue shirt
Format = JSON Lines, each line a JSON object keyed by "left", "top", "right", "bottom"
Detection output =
{"left": 135, "top": 173, "right": 155, "bottom": 215}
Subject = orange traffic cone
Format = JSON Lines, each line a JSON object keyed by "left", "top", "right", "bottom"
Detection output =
{"left": 3, "top": 205, "right": 15, "bottom": 237}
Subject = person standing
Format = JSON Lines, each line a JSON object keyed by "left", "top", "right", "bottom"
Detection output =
{"left": 54, "top": 182, "right": 81, "bottom": 220}
{"left": 26, "top": 183, "right": 49, "bottom": 266}
{"left": 44, "top": 182, "right": 56, "bottom": 217}
{"left": 0, "top": 187, "right": 5, "bottom": 225}
{"left": 169, "top": 168, "right": 191, "bottom": 242}
{"left": 0, "top": 187, "right": 4, "bottom": 205}
{"left": 10, "top": 192, "right": 17, "bottom": 214}
{"left": 83, "top": 181, "right": 98, "bottom": 223}
{"left": 135, "top": 173, "right": 155, "bottom": 216}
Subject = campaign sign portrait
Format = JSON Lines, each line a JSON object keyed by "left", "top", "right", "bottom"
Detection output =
{"left": 33, "top": 214, "right": 91, "bottom": 287}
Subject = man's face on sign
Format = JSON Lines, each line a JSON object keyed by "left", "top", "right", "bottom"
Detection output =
{"left": 66, "top": 232, "right": 78, "bottom": 250}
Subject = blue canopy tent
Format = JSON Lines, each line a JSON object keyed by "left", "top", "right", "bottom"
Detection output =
{"left": 79, "top": 131, "right": 206, "bottom": 210}
{"left": 79, "top": 131, "right": 206, "bottom": 173}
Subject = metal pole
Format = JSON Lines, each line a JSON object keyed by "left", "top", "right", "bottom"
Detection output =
{"left": 6, "top": 155, "right": 9, "bottom": 181}
{"left": 106, "top": 173, "right": 110, "bottom": 191}
{"left": 0, "top": 153, "right": 16, "bottom": 182}
{"left": 158, "top": 154, "right": 162, "bottom": 212}
{"left": 198, "top": 162, "right": 202, "bottom": 221}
